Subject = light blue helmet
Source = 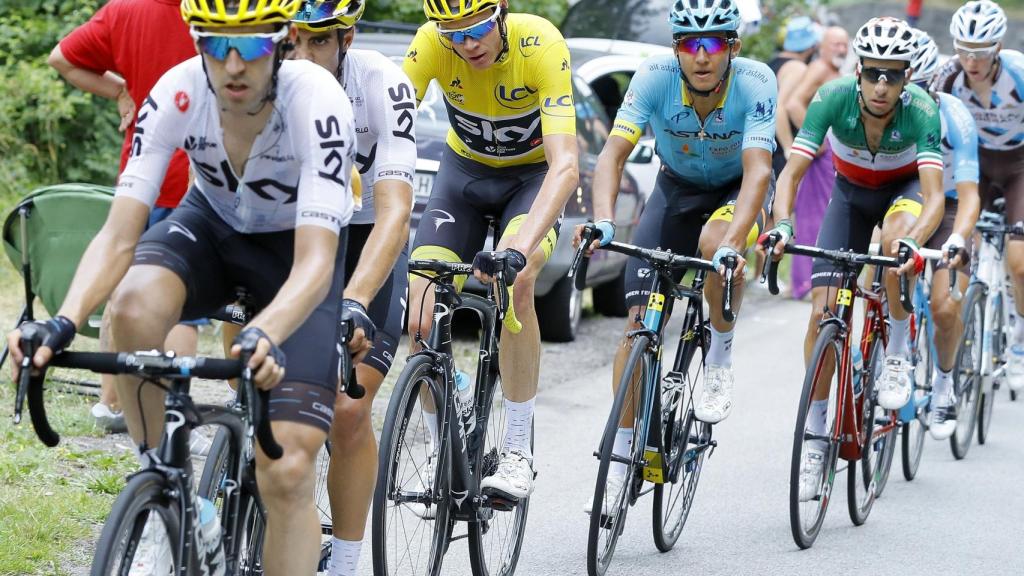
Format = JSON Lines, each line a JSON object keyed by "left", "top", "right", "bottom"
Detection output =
{"left": 669, "top": 0, "right": 742, "bottom": 36}
{"left": 910, "top": 29, "right": 941, "bottom": 84}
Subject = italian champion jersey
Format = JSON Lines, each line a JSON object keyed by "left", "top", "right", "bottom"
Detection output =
{"left": 403, "top": 13, "right": 576, "bottom": 168}
{"left": 792, "top": 76, "right": 942, "bottom": 189}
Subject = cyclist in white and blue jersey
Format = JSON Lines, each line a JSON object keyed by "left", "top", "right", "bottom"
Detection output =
{"left": 933, "top": 1, "right": 1024, "bottom": 392}
{"left": 912, "top": 30, "right": 981, "bottom": 439}
{"left": 575, "top": 2, "right": 775, "bottom": 508}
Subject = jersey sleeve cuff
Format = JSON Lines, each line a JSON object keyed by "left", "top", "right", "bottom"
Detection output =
{"left": 296, "top": 205, "right": 349, "bottom": 234}
{"left": 610, "top": 120, "right": 643, "bottom": 145}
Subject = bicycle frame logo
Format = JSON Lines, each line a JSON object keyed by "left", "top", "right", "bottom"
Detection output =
{"left": 644, "top": 292, "right": 666, "bottom": 330}
{"left": 836, "top": 289, "right": 853, "bottom": 307}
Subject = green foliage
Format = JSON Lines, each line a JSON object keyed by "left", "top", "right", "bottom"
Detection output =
{"left": 0, "top": 0, "right": 121, "bottom": 211}
{"left": 365, "top": 0, "right": 569, "bottom": 26}
{"left": 741, "top": 0, "right": 821, "bottom": 63}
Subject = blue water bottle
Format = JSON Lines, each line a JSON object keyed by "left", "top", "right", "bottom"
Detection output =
{"left": 852, "top": 347, "right": 864, "bottom": 397}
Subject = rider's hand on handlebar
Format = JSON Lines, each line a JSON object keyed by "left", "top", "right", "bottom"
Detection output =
{"left": 893, "top": 237, "right": 925, "bottom": 276}
{"left": 473, "top": 248, "right": 528, "bottom": 285}
{"left": 341, "top": 298, "right": 375, "bottom": 364}
{"left": 231, "top": 327, "right": 286, "bottom": 391}
{"left": 572, "top": 219, "right": 615, "bottom": 256}
{"left": 7, "top": 316, "right": 76, "bottom": 382}
{"left": 755, "top": 219, "right": 793, "bottom": 260}
{"left": 711, "top": 245, "right": 745, "bottom": 285}
{"left": 941, "top": 233, "right": 968, "bottom": 269}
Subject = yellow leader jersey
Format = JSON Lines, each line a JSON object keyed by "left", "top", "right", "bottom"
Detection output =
{"left": 403, "top": 13, "right": 576, "bottom": 168}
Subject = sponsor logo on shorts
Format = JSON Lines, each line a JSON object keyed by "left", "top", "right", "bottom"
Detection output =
{"left": 428, "top": 208, "right": 455, "bottom": 231}
{"left": 637, "top": 267, "right": 653, "bottom": 279}
{"left": 168, "top": 223, "right": 197, "bottom": 243}
{"left": 311, "top": 402, "right": 333, "bottom": 418}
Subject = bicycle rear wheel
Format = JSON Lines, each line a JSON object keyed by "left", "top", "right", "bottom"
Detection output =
{"left": 848, "top": 337, "right": 896, "bottom": 525}
{"left": 978, "top": 291, "right": 1004, "bottom": 445}
{"left": 91, "top": 470, "right": 182, "bottom": 575}
{"left": 951, "top": 284, "right": 984, "bottom": 459}
{"left": 789, "top": 323, "right": 842, "bottom": 550}
{"left": 587, "top": 334, "right": 650, "bottom": 576}
{"left": 373, "top": 355, "right": 452, "bottom": 576}
{"left": 901, "top": 310, "right": 931, "bottom": 481}
{"left": 652, "top": 322, "right": 709, "bottom": 552}
{"left": 468, "top": 371, "right": 531, "bottom": 576}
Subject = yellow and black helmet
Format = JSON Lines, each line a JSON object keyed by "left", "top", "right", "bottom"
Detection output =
{"left": 293, "top": 0, "right": 365, "bottom": 31}
{"left": 423, "top": 0, "right": 500, "bottom": 23}
{"left": 180, "top": 0, "right": 302, "bottom": 28}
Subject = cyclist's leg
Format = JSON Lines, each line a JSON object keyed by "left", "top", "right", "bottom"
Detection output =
{"left": 108, "top": 194, "right": 231, "bottom": 446}
{"left": 328, "top": 226, "right": 407, "bottom": 544}
{"left": 878, "top": 179, "right": 924, "bottom": 350}
{"left": 996, "top": 170, "right": 1024, "bottom": 386}
{"left": 239, "top": 226, "right": 348, "bottom": 576}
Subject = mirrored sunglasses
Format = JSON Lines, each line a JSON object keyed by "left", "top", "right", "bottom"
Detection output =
{"left": 191, "top": 28, "right": 288, "bottom": 62}
{"left": 437, "top": 9, "right": 500, "bottom": 44}
{"left": 675, "top": 36, "right": 731, "bottom": 56}
{"left": 861, "top": 66, "right": 906, "bottom": 84}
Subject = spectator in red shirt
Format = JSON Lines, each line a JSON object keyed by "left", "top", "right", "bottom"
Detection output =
{"left": 48, "top": 0, "right": 198, "bottom": 433}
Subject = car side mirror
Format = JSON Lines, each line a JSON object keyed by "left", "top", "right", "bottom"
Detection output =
{"left": 627, "top": 144, "right": 654, "bottom": 164}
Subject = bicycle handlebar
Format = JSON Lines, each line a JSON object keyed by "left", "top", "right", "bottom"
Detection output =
{"left": 14, "top": 347, "right": 283, "bottom": 459}
{"left": 408, "top": 259, "right": 522, "bottom": 334}
{"left": 569, "top": 223, "right": 733, "bottom": 318}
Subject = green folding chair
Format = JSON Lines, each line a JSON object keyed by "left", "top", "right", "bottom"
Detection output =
{"left": 1, "top": 183, "right": 113, "bottom": 371}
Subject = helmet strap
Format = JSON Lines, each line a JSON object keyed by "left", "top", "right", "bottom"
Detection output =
{"left": 493, "top": 6, "right": 510, "bottom": 64}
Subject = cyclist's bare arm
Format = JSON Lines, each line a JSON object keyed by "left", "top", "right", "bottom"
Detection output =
{"left": 245, "top": 225, "right": 340, "bottom": 347}
{"left": 8, "top": 197, "right": 148, "bottom": 368}
{"left": 506, "top": 133, "right": 579, "bottom": 257}
{"left": 591, "top": 135, "right": 634, "bottom": 223}
{"left": 48, "top": 45, "right": 133, "bottom": 130}
{"left": 721, "top": 148, "right": 773, "bottom": 255}
{"left": 906, "top": 167, "right": 945, "bottom": 247}
{"left": 343, "top": 180, "right": 412, "bottom": 309}
{"left": 952, "top": 181, "right": 981, "bottom": 240}
{"left": 785, "top": 63, "right": 829, "bottom": 128}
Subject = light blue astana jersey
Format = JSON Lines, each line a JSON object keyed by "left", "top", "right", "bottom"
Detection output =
{"left": 937, "top": 91, "right": 980, "bottom": 199}
{"left": 610, "top": 55, "right": 777, "bottom": 191}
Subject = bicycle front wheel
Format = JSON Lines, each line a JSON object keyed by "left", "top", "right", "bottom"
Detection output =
{"left": 951, "top": 283, "right": 984, "bottom": 459}
{"left": 372, "top": 354, "right": 452, "bottom": 576}
{"left": 901, "top": 310, "right": 931, "bottom": 481}
{"left": 91, "top": 470, "right": 182, "bottom": 576}
{"left": 652, "top": 322, "right": 709, "bottom": 552}
{"left": 848, "top": 338, "right": 896, "bottom": 525}
{"left": 789, "top": 323, "right": 843, "bottom": 550}
{"left": 587, "top": 334, "right": 650, "bottom": 576}
{"left": 978, "top": 291, "right": 1004, "bottom": 444}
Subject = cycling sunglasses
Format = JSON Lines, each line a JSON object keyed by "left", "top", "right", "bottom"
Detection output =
{"left": 953, "top": 41, "right": 999, "bottom": 60}
{"left": 675, "top": 36, "right": 732, "bottom": 56}
{"left": 860, "top": 66, "right": 907, "bottom": 85}
{"left": 437, "top": 8, "right": 500, "bottom": 44}
{"left": 191, "top": 28, "right": 289, "bottom": 62}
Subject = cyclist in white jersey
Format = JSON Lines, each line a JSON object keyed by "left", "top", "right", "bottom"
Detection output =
{"left": 8, "top": 1, "right": 356, "bottom": 574}
{"left": 912, "top": 30, "right": 981, "bottom": 439}
{"left": 934, "top": 0, "right": 1024, "bottom": 392}
{"left": 288, "top": 2, "right": 416, "bottom": 575}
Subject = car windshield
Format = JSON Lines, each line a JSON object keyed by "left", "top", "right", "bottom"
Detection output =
{"left": 561, "top": 0, "right": 674, "bottom": 46}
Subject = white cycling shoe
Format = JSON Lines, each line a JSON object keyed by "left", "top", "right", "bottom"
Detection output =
{"left": 928, "top": 393, "right": 958, "bottom": 441}
{"left": 584, "top": 474, "right": 626, "bottom": 518}
{"left": 695, "top": 365, "right": 734, "bottom": 424}
{"left": 1007, "top": 345, "right": 1024, "bottom": 392}
{"left": 409, "top": 451, "right": 438, "bottom": 520}
{"left": 480, "top": 449, "right": 535, "bottom": 501}
{"left": 129, "top": 514, "right": 173, "bottom": 575}
{"left": 877, "top": 355, "right": 913, "bottom": 410}
{"left": 797, "top": 446, "right": 826, "bottom": 502}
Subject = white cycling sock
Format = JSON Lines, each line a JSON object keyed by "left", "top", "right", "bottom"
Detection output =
{"left": 707, "top": 326, "right": 734, "bottom": 368}
{"left": 932, "top": 368, "right": 953, "bottom": 403}
{"left": 503, "top": 397, "right": 535, "bottom": 459}
{"left": 809, "top": 400, "right": 829, "bottom": 451}
{"left": 329, "top": 537, "right": 361, "bottom": 576}
{"left": 1014, "top": 309, "right": 1024, "bottom": 345}
{"left": 424, "top": 411, "right": 439, "bottom": 453}
{"left": 609, "top": 427, "right": 633, "bottom": 479}
{"left": 886, "top": 315, "right": 910, "bottom": 358}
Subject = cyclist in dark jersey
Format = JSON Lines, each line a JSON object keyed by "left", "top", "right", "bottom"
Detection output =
{"left": 762, "top": 17, "right": 945, "bottom": 502}
{"left": 933, "top": 0, "right": 1024, "bottom": 393}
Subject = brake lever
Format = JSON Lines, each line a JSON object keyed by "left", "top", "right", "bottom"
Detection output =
{"left": 722, "top": 255, "right": 737, "bottom": 323}
{"left": 896, "top": 244, "right": 914, "bottom": 313}
{"left": 948, "top": 245, "right": 962, "bottom": 302}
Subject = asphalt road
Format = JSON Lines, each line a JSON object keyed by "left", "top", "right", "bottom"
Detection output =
{"left": 362, "top": 291, "right": 1024, "bottom": 576}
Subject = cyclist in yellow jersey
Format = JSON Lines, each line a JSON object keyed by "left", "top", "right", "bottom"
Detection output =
{"left": 403, "top": 0, "right": 580, "bottom": 500}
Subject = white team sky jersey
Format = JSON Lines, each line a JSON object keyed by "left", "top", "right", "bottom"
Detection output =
{"left": 117, "top": 56, "right": 356, "bottom": 234}
{"left": 342, "top": 49, "right": 417, "bottom": 226}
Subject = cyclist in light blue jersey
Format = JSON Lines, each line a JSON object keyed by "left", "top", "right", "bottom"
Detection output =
{"left": 912, "top": 30, "right": 981, "bottom": 439}
{"left": 575, "top": 0, "right": 776, "bottom": 475}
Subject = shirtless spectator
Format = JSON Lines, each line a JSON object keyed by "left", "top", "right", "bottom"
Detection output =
{"left": 785, "top": 25, "right": 850, "bottom": 300}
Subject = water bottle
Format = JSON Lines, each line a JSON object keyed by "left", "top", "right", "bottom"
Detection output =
{"left": 455, "top": 370, "right": 476, "bottom": 434}
{"left": 196, "top": 495, "right": 226, "bottom": 575}
{"left": 852, "top": 347, "right": 864, "bottom": 398}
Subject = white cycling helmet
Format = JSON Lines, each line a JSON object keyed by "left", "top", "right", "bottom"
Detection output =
{"left": 669, "top": 0, "right": 742, "bottom": 36}
{"left": 853, "top": 17, "right": 916, "bottom": 63}
{"left": 950, "top": 0, "right": 1007, "bottom": 44}
{"left": 910, "top": 29, "right": 940, "bottom": 83}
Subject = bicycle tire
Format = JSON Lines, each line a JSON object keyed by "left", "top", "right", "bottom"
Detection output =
{"left": 587, "top": 334, "right": 650, "bottom": 576}
{"left": 901, "top": 309, "right": 931, "bottom": 481}
{"left": 468, "top": 373, "right": 531, "bottom": 576}
{"left": 652, "top": 322, "right": 709, "bottom": 552}
{"left": 372, "top": 354, "right": 452, "bottom": 576}
{"left": 951, "top": 283, "right": 984, "bottom": 459}
{"left": 91, "top": 470, "right": 182, "bottom": 575}
{"left": 789, "top": 323, "right": 842, "bottom": 550}
{"left": 978, "top": 291, "right": 1003, "bottom": 445}
{"left": 848, "top": 335, "right": 895, "bottom": 525}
